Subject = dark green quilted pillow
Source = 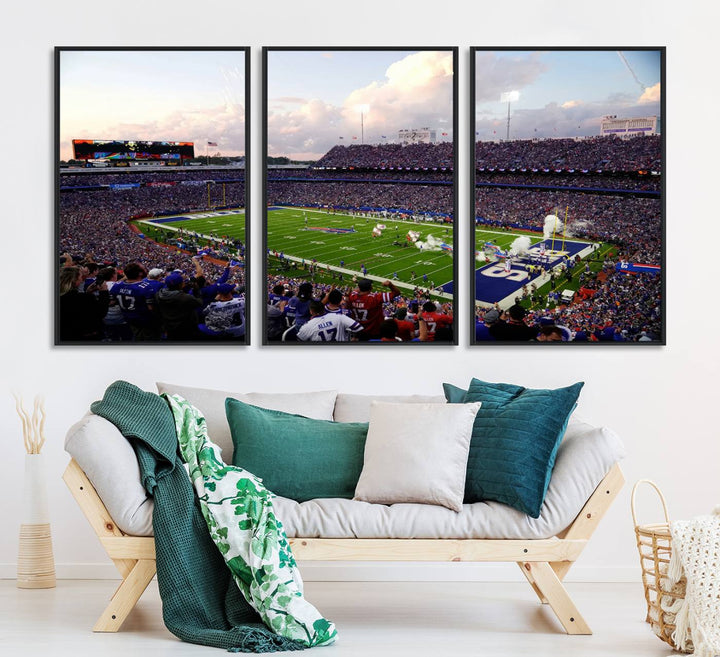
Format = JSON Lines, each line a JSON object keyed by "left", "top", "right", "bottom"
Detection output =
{"left": 226, "top": 397, "right": 369, "bottom": 502}
{"left": 445, "top": 378, "right": 583, "bottom": 518}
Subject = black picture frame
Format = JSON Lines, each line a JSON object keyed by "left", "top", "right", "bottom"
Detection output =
{"left": 55, "top": 46, "right": 250, "bottom": 345}
{"left": 262, "top": 46, "right": 459, "bottom": 345}
{"left": 470, "top": 47, "right": 665, "bottom": 345}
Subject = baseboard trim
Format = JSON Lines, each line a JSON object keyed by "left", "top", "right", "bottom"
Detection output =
{"left": 0, "top": 562, "right": 639, "bottom": 583}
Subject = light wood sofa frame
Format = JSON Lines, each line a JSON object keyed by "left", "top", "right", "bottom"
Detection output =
{"left": 63, "top": 458, "right": 624, "bottom": 635}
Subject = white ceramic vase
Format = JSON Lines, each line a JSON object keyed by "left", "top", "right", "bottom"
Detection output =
{"left": 17, "top": 453, "right": 56, "bottom": 588}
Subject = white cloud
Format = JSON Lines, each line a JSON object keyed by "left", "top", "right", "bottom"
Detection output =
{"left": 475, "top": 52, "right": 547, "bottom": 103}
{"left": 639, "top": 82, "right": 661, "bottom": 104}
{"left": 267, "top": 51, "right": 453, "bottom": 159}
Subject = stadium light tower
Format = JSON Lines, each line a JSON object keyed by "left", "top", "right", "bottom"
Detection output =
{"left": 356, "top": 104, "right": 370, "bottom": 144}
{"left": 500, "top": 91, "right": 520, "bottom": 141}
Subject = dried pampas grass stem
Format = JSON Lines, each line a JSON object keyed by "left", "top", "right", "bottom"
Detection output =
{"left": 13, "top": 394, "right": 46, "bottom": 454}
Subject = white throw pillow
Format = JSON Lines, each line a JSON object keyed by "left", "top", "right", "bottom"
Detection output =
{"left": 354, "top": 401, "right": 481, "bottom": 512}
{"left": 156, "top": 382, "right": 337, "bottom": 461}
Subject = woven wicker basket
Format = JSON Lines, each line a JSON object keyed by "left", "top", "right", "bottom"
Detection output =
{"left": 631, "top": 479, "right": 689, "bottom": 652}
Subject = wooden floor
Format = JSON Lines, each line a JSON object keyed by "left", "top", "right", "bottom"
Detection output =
{"left": 1, "top": 580, "right": 673, "bottom": 656}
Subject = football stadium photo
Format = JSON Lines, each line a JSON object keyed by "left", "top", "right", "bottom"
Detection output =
{"left": 264, "top": 48, "right": 457, "bottom": 344}
{"left": 56, "top": 48, "right": 248, "bottom": 344}
{"left": 472, "top": 48, "right": 663, "bottom": 344}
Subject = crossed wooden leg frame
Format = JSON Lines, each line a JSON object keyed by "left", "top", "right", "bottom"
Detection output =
{"left": 64, "top": 459, "right": 623, "bottom": 634}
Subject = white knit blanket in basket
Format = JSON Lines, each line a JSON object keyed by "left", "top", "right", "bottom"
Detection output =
{"left": 666, "top": 506, "right": 720, "bottom": 657}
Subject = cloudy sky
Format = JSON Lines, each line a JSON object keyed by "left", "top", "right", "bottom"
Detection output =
{"left": 59, "top": 50, "right": 245, "bottom": 161}
{"left": 475, "top": 49, "right": 662, "bottom": 141}
{"left": 267, "top": 49, "right": 454, "bottom": 160}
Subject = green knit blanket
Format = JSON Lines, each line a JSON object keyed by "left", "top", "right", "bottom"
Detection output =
{"left": 91, "top": 381, "right": 333, "bottom": 652}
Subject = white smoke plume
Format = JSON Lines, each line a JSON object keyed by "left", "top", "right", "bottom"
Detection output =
{"left": 509, "top": 236, "right": 532, "bottom": 256}
{"left": 415, "top": 234, "right": 443, "bottom": 252}
{"left": 543, "top": 214, "right": 563, "bottom": 240}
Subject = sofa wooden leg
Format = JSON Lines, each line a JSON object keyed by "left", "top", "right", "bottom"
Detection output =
{"left": 517, "top": 561, "right": 549, "bottom": 604}
{"left": 523, "top": 561, "right": 591, "bottom": 635}
{"left": 93, "top": 559, "right": 156, "bottom": 632}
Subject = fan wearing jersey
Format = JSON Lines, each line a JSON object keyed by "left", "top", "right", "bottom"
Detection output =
{"left": 297, "top": 301, "right": 363, "bottom": 342}
{"left": 322, "top": 288, "right": 351, "bottom": 316}
{"left": 109, "top": 262, "right": 161, "bottom": 341}
{"left": 347, "top": 278, "right": 401, "bottom": 340}
{"left": 202, "top": 283, "right": 245, "bottom": 339}
{"left": 418, "top": 301, "right": 453, "bottom": 342}
{"left": 285, "top": 282, "right": 314, "bottom": 328}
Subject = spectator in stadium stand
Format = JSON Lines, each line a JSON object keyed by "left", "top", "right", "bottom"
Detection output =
{"left": 417, "top": 301, "right": 453, "bottom": 342}
{"left": 201, "top": 283, "right": 246, "bottom": 339}
{"left": 108, "top": 262, "right": 162, "bottom": 341}
{"left": 266, "top": 299, "right": 288, "bottom": 341}
{"left": 59, "top": 266, "right": 110, "bottom": 342}
{"left": 490, "top": 304, "right": 538, "bottom": 342}
{"left": 393, "top": 308, "right": 416, "bottom": 342}
{"left": 475, "top": 308, "right": 499, "bottom": 342}
{"left": 155, "top": 272, "right": 203, "bottom": 341}
{"left": 296, "top": 300, "right": 363, "bottom": 342}
{"left": 347, "top": 278, "right": 401, "bottom": 340}
{"left": 369, "top": 320, "right": 402, "bottom": 343}
{"left": 285, "top": 282, "right": 314, "bottom": 329}
{"left": 145, "top": 268, "right": 165, "bottom": 293}
{"left": 322, "top": 288, "right": 351, "bottom": 316}
{"left": 536, "top": 325, "right": 564, "bottom": 342}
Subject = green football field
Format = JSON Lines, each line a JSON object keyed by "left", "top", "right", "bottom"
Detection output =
{"left": 266, "top": 206, "right": 454, "bottom": 289}
{"left": 146, "top": 210, "right": 246, "bottom": 244}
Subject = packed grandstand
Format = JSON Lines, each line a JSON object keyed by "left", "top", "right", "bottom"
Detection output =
{"left": 58, "top": 168, "right": 246, "bottom": 342}
{"left": 57, "top": 133, "right": 662, "bottom": 343}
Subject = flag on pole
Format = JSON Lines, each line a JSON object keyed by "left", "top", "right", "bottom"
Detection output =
{"left": 352, "top": 136, "right": 358, "bottom": 140}
{"left": 207, "top": 141, "right": 218, "bottom": 147}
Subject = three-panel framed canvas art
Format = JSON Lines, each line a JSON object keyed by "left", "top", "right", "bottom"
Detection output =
{"left": 55, "top": 46, "right": 664, "bottom": 345}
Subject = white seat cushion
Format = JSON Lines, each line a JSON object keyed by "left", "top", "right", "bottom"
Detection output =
{"left": 274, "top": 425, "right": 625, "bottom": 539}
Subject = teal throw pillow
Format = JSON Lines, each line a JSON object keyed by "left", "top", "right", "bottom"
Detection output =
{"left": 447, "top": 378, "right": 583, "bottom": 518}
{"left": 226, "top": 398, "right": 368, "bottom": 502}
{"left": 442, "top": 382, "right": 468, "bottom": 404}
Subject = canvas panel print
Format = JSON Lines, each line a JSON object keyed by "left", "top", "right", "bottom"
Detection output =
{"left": 56, "top": 47, "right": 249, "bottom": 344}
{"left": 264, "top": 47, "right": 457, "bottom": 344}
{"left": 472, "top": 48, "right": 664, "bottom": 344}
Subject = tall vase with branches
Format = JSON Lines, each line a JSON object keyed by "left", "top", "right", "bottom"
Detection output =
{"left": 14, "top": 394, "right": 55, "bottom": 589}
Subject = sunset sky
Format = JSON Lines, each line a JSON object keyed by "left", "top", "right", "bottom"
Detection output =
{"left": 59, "top": 49, "right": 246, "bottom": 161}
{"left": 266, "top": 49, "right": 454, "bottom": 160}
{"left": 474, "top": 49, "right": 662, "bottom": 140}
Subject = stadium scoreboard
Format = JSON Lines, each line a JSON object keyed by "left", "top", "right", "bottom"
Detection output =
{"left": 398, "top": 128, "right": 437, "bottom": 144}
{"left": 72, "top": 139, "right": 195, "bottom": 162}
{"left": 600, "top": 116, "right": 657, "bottom": 138}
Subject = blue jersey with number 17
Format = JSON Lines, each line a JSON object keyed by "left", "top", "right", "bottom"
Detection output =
{"left": 110, "top": 280, "right": 156, "bottom": 324}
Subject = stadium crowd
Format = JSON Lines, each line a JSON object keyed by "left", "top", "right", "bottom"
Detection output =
{"left": 308, "top": 135, "right": 660, "bottom": 173}
{"left": 475, "top": 135, "right": 661, "bottom": 172}
{"left": 475, "top": 266, "right": 661, "bottom": 342}
{"left": 58, "top": 171, "right": 246, "bottom": 342}
{"left": 475, "top": 188, "right": 661, "bottom": 265}
{"left": 267, "top": 180, "right": 454, "bottom": 217}
{"left": 59, "top": 257, "right": 246, "bottom": 343}
{"left": 266, "top": 275, "right": 453, "bottom": 343}
{"left": 314, "top": 142, "right": 454, "bottom": 170}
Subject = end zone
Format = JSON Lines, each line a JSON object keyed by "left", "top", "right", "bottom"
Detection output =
{"left": 474, "top": 238, "right": 598, "bottom": 308}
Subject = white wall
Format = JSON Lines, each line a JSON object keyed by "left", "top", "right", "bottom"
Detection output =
{"left": 1, "top": 0, "right": 718, "bottom": 582}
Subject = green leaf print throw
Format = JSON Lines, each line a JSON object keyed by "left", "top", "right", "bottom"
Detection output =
{"left": 164, "top": 393, "right": 337, "bottom": 649}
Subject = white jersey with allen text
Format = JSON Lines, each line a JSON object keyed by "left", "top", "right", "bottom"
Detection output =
{"left": 297, "top": 313, "right": 363, "bottom": 342}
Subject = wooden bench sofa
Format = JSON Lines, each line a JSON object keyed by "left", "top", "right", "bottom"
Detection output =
{"left": 63, "top": 457, "right": 624, "bottom": 635}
